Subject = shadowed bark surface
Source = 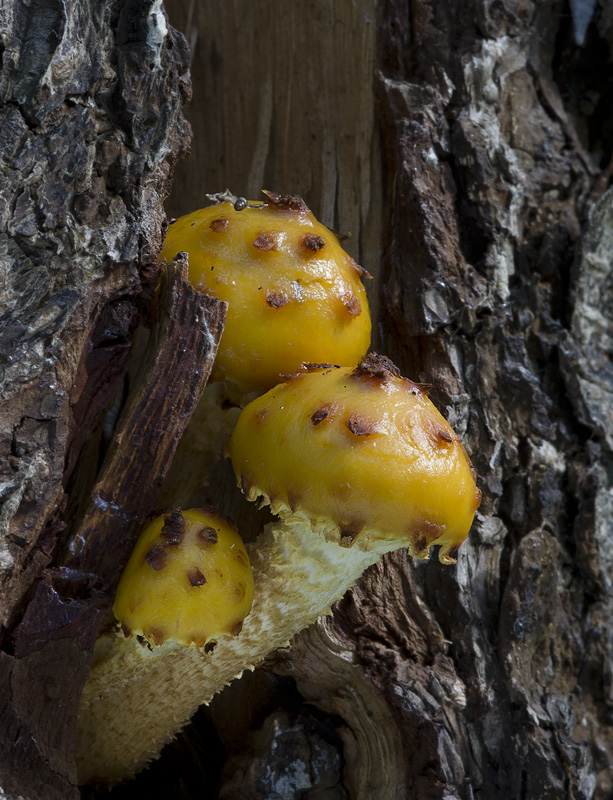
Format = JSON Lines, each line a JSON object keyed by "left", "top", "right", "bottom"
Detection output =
{"left": 2, "top": 0, "right": 613, "bottom": 799}
{"left": 0, "top": 3, "right": 225, "bottom": 799}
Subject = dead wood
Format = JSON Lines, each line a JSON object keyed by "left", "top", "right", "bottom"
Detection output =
{"left": 1, "top": 0, "right": 613, "bottom": 798}
{"left": 154, "top": 2, "right": 613, "bottom": 799}
{"left": 0, "top": 3, "right": 228, "bottom": 798}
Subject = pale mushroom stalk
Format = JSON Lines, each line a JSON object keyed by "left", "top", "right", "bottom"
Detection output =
{"left": 76, "top": 355, "right": 481, "bottom": 785}
{"left": 155, "top": 381, "right": 248, "bottom": 508}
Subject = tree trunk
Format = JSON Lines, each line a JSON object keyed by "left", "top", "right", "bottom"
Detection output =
{"left": 0, "top": 3, "right": 225, "bottom": 799}
{"left": 2, "top": 0, "right": 613, "bottom": 799}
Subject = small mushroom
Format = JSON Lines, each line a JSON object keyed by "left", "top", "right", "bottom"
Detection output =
{"left": 76, "top": 508, "right": 254, "bottom": 783}
{"left": 76, "top": 355, "right": 480, "bottom": 783}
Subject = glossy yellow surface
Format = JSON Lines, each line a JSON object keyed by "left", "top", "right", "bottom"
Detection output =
{"left": 113, "top": 509, "right": 254, "bottom": 648}
{"left": 160, "top": 194, "right": 371, "bottom": 392}
{"left": 227, "top": 358, "right": 481, "bottom": 562}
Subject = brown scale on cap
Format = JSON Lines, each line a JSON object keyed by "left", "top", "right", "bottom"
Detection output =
{"left": 351, "top": 353, "right": 429, "bottom": 395}
{"left": 210, "top": 218, "right": 229, "bottom": 232}
{"left": 427, "top": 420, "right": 456, "bottom": 446}
{"left": 145, "top": 506, "right": 174, "bottom": 522}
{"left": 351, "top": 353, "right": 401, "bottom": 382}
{"left": 198, "top": 526, "right": 219, "bottom": 544}
{"left": 187, "top": 568, "right": 207, "bottom": 587}
{"left": 333, "top": 482, "right": 352, "bottom": 501}
{"left": 287, "top": 489, "right": 301, "bottom": 513}
{"left": 145, "top": 628, "right": 165, "bottom": 646}
{"left": 413, "top": 520, "right": 445, "bottom": 553}
{"left": 266, "top": 290, "right": 290, "bottom": 308}
{"left": 346, "top": 413, "right": 379, "bottom": 436}
{"left": 254, "top": 407, "right": 270, "bottom": 424}
{"left": 262, "top": 190, "right": 309, "bottom": 213}
{"left": 338, "top": 519, "right": 365, "bottom": 541}
{"left": 301, "top": 233, "right": 326, "bottom": 251}
{"left": 310, "top": 403, "right": 338, "bottom": 425}
{"left": 350, "top": 258, "right": 373, "bottom": 279}
{"left": 342, "top": 294, "right": 362, "bottom": 318}
{"left": 160, "top": 510, "right": 185, "bottom": 545}
{"left": 414, "top": 537, "right": 428, "bottom": 553}
{"left": 229, "top": 621, "right": 244, "bottom": 636}
{"left": 240, "top": 474, "right": 252, "bottom": 498}
{"left": 145, "top": 545, "right": 167, "bottom": 571}
{"left": 253, "top": 232, "right": 277, "bottom": 251}
{"left": 233, "top": 582, "right": 246, "bottom": 602}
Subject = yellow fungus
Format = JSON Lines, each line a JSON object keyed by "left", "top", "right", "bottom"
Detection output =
{"left": 227, "top": 353, "right": 481, "bottom": 562}
{"left": 160, "top": 191, "right": 371, "bottom": 392}
{"left": 113, "top": 508, "right": 254, "bottom": 648}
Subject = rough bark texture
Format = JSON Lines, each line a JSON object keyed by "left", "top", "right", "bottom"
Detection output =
{"left": 2, "top": 0, "right": 613, "bottom": 798}
{"left": 0, "top": 3, "right": 227, "bottom": 799}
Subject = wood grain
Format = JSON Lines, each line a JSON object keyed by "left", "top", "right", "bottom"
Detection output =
{"left": 165, "top": 0, "right": 384, "bottom": 342}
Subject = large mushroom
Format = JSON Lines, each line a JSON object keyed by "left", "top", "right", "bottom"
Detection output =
{"left": 76, "top": 355, "right": 480, "bottom": 784}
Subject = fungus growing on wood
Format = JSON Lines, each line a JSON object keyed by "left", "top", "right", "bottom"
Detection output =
{"left": 76, "top": 508, "right": 254, "bottom": 783}
{"left": 228, "top": 353, "right": 481, "bottom": 562}
{"left": 157, "top": 190, "right": 373, "bottom": 508}
{"left": 76, "top": 355, "right": 480, "bottom": 785}
{"left": 159, "top": 190, "right": 372, "bottom": 393}
{"left": 113, "top": 508, "right": 253, "bottom": 648}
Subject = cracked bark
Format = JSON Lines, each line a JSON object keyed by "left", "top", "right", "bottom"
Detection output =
{"left": 0, "top": 3, "right": 226, "bottom": 799}
{"left": 2, "top": 0, "right": 613, "bottom": 799}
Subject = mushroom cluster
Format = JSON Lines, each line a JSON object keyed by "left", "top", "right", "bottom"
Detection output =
{"left": 76, "top": 193, "right": 481, "bottom": 785}
{"left": 156, "top": 190, "right": 372, "bottom": 507}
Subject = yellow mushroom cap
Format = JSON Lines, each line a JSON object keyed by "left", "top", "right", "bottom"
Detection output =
{"left": 226, "top": 354, "right": 481, "bottom": 563}
{"left": 113, "top": 509, "right": 254, "bottom": 648}
{"left": 160, "top": 191, "right": 371, "bottom": 393}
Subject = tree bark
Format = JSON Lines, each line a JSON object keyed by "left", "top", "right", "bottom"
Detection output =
{"left": 159, "top": 2, "right": 613, "bottom": 799}
{"left": 2, "top": 0, "right": 613, "bottom": 799}
{"left": 0, "top": 3, "right": 226, "bottom": 799}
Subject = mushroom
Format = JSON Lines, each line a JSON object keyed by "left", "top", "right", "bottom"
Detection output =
{"left": 157, "top": 191, "right": 372, "bottom": 508}
{"left": 76, "top": 355, "right": 480, "bottom": 784}
{"left": 76, "top": 507, "right": 254, "bottom": 784}
{"left": 228, "top": 354, "right": 481, "bottom": 563}
{"left": 160, "top": 190, "right": 372, "bottom": 394}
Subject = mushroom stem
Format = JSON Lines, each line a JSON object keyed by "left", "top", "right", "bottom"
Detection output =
{"left": 76, "top": 516, "right": 393, "bottom": 784}
{"left": 155, "top": 382, "right": 247, "bottom": 508}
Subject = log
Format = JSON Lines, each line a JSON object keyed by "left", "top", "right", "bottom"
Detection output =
{"left": 1, "top": 0, "right": 613, "bottom": 798}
